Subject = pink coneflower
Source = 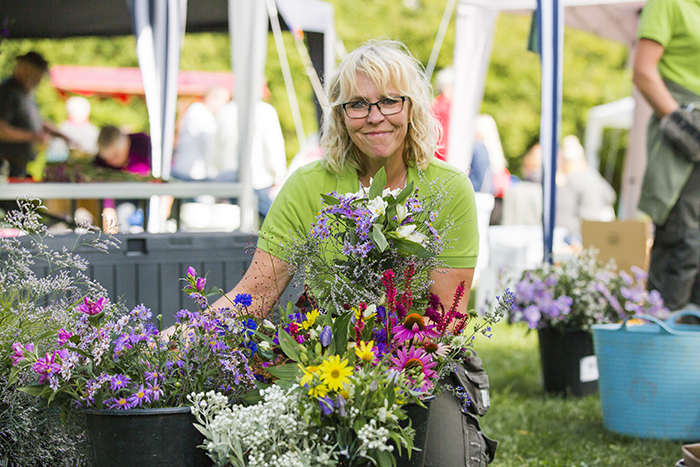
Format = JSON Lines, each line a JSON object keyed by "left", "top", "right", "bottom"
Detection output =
{"left": 422, "top": 340, "right": 450, "bottom": 358}
{"left": 393, "top": 313, "right": 439, "bottom": 344}
{"left": 389, "top": 346, "right": 437, "bottom": 391}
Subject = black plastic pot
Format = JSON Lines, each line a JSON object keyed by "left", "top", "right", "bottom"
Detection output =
{"left": 83, "top": 407, "right": 211, "bottom": 467}
{"left": 394, "top": 395, "right": 436, "bottom": 467}
{"left": 538, "top": 327, "right": 597, "bottom": 397}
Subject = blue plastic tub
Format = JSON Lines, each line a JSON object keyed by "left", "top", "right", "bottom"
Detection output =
{"left": 592, "top": 310, "right": 700, "bottom": 441}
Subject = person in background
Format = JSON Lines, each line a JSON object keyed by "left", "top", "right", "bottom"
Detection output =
{"left": 633, "top": 0, "right": 700, "bottom": 311}
{"left": 0, "top": 51, "right": 69, "bottom": 178}
{"left": 207, "top": 83, "right": 287, "bottom": 218}
{"left": 94, "top": 125, "right": 152, "bottom": 232}
{"left": 432, "top": 66, "right": 454, "bottom": 162}
{"left": 171, "top": 86, "right": 231, "bottom": 180}
{"left": 501, "top": 141, "right": 544, "bottom": 226}
{"left": 60, "top": 96, "right": 99, "bottom": 155}
{"left": 556, "top": 135, "right": 616, "bottom": 242}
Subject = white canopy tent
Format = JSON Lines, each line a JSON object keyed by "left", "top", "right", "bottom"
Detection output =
{"left": 447, "top": 0, "right": 647, "bottom": 261}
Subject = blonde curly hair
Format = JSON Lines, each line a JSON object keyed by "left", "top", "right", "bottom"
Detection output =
{"left": 320, "top": 39, "right": 439, "bottom": 175}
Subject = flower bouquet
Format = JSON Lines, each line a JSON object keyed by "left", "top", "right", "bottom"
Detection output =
{"left": 286, "top": 167, "right": 450, "bottom": 313}
{"left": 506, "top": 248, "right": 669, "bottom": 396}
{"left": 190, "top": 271, "right": 513, "bottom": 467}
{"left": 10, "top": 267, "right": 264, "bottom": 410}
{"left": 508, "top": 248, "right": 669, "bottom": 333}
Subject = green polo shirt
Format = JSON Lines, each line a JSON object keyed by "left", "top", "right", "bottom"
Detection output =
{"left": 637, "top": 0, "right": 700, "bottom": 96}
{"left": 258, "top": 158, "right": 479, "bottom": 271}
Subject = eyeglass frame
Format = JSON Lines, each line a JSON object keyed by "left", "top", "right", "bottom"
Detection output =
{"left": 340, "top": 96, "right": 407, "bottom": 119}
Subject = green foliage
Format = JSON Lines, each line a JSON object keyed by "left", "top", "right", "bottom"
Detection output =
{"left": 474, "top": 320, "right": 683, "bottom": 466}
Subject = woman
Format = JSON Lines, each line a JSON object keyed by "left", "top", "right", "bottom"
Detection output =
{"left": 215, "top": 39, "right": 494, "bottom": 466}
{"left": 214, "top": 40, "right": 479, "bottom": 317}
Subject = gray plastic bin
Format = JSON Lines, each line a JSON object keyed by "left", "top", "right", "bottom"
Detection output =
{"left": 23, "top": 232, "right": 300, "bottom": 327}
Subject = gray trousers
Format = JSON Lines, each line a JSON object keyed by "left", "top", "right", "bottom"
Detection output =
{"left": 648, "top": 161, "right": 700, "bottom": 310}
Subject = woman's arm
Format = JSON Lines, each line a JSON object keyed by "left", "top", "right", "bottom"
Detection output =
{"left": 211, "top": 247, "right": 292, "bottom": 316}
{"left": 429, "top": 267, "right": 475, "bottom": 318}
{"left": 633, "top": 38, "right": 679, "bottom": 117}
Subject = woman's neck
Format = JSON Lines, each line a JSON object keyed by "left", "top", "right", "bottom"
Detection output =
{"left": 360, "top": 160, "right": 409, "bottom": 191}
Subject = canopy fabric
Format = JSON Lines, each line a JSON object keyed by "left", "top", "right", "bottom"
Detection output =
{"left": 50, "top": 66, "right": 235, "bottom": 97}
{"left": 451, "top": 0, "right": 647, "bottom": 262}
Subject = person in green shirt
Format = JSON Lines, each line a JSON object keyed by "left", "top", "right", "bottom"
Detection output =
{"left": 213, "top": 39, "right": 479, "bottom": 319}
{"left": 634, "top": 0, "right": 700, "bottom": 311}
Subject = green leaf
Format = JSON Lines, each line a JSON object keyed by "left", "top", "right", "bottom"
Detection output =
{"left": 371, "top": 225, "right": 389, "bottom": 252}
{"left": 376, "top": 449, "right": 397, "bottom": 467}
{"left": 395, "top": 180, "right": 415, "bottom": 205}
{"left": 19, "top": 384, "right": 46, "bottom": 397}
{"left": 368, "top": 167, "right": 387, "bottom": 199}
{"left": 278, "top": 329, "right": 302, "bottom": 362}
{"left": 331, "top": 311, "right": 354, "bottom": 356}
{"left": 392, "top": 238, "right": 434, "bottom": 258}
{"left": 320, "top": 193, "right": 341, "bottom": 205}
{"left": 265, "top": 363, "right": 301, "bottom": 380}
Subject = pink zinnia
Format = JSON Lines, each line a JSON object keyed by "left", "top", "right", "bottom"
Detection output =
{"left": 389, "top": 346, "right": 438, "bottom": 391}
{"left": 392, "top": 313, "right": 439, "bottom": 344}
{"left": 77, "top": 297, "right": 108, "bottom": 316}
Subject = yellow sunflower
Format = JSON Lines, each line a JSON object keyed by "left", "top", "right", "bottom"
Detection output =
{"left": 302, "top": 309, "right": 320, "bottom": 330}
{"left": 319, "top": 355, "right": 353, "bottom": 391}
{"left": 355, "top": 340, "right": 376, "bottom": 362}
{"left": 298, "top": 364, "right": 319, "bottom": 387}
{"left": 308, "top": 383, "right": 329, "bottom": 398}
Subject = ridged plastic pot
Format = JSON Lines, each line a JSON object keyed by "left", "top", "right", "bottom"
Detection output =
{"left": 538, "top": 327, "right": 598, "bottom": 397}
{"left": 83, "top": 407, "right": 211, "bottom": 467}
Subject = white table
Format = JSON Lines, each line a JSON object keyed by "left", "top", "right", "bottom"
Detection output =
{"left": 1, "top": 181, "right": 254, "bottom": 232}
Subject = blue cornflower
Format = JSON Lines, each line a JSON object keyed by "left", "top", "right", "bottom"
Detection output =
{"left": 233, "top": 294, "right": 253, "bottom": 308}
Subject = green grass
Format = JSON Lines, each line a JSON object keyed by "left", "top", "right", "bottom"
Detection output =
{"left": 473, "top": 321, "right": 684, "bottom": 467}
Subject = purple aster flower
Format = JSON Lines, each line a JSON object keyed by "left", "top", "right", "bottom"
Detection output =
{"left": 144, "top": 371, "right": 162, "bottom": 382}
{"left": 107, "top": 396, "right": 133, "bottom": 410}
{"left": 128, "top": 385, "right": 149, "bottom": 408}
{"left": 130, "top": 304, "right": 152, "bottom": 321}
{"left": 110, "top": 374, "right": 131, "bottom": 391}
{"left": 146, "top": 383, "right": 163, "bottom": 403}
{"left": 319, "top": 325, "right": 332, "bottom": 347}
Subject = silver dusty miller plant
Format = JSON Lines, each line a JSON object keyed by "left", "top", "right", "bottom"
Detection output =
{"left": 0, "top": 197, "right": 121, "bottom": 467}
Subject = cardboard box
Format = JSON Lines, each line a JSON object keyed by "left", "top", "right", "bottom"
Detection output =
{"left": 581, "top": 220, "right": 651, "bottom": 274}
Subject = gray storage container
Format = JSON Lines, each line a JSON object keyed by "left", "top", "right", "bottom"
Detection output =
{"left": 24, "top": 232, "right": 300, "bottom": 327}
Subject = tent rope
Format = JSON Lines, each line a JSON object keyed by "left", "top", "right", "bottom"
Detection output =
{"left": 425, "top": 0, "right": 457, "bottom": 80}
{"left": 266, "top": 0, "right": 307, "bottom": 150}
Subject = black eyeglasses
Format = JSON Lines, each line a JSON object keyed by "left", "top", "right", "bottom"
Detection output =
{"left": 341, "top": 96, "right": 406, "bottom": 119}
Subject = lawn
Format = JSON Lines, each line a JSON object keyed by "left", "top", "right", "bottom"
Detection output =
{"left": 473, "top": 321, "right": 684, "bottom": 467}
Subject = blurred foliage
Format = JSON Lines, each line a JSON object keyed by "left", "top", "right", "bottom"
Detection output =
{"left": 597, "top": 127, "right": 630, "bottom": 212}
{"left": 0, "top": 1, "right": 633, "bottom": 175}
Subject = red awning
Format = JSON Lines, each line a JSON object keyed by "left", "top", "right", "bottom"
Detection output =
{"left": 50, "top": 65, "right": 234, "bottom": 97}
